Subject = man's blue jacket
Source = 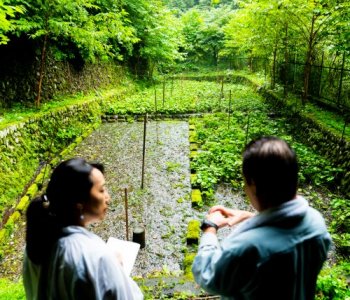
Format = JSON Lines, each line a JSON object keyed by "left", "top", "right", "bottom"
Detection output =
{"left": 192, "top": 197, "right": 331, "bottom": 300}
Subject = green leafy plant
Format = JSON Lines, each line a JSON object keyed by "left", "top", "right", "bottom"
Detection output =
{"left": 316, "top": 262, "right": 350, "bottom": 300}
{"left": 329, "top": 198, "right": 350, "bottom": 256}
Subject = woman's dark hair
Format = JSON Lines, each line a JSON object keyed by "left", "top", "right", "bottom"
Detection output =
{"left": 243, "top": 137, "right": 298, "bottom": 206}
{"left": 26, "top": 158, "right": 104, "bottom": 264}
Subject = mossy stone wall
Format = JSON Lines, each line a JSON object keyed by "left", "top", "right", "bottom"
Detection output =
{"left": 0, "top": 100, "right": 102, "bottom": 227}
{"left": 0, "top": 44, "right": 123, "bottom": 107}
{"left": 259, "top": 88, "right": 350, "bottom": 197}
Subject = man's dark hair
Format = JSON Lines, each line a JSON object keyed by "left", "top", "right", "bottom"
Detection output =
{"left": 242, "top": 137, "right": 298, "bottom": 206}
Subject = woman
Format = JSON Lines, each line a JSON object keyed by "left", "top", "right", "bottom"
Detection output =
{"left": 23, "top": 158, "right": 143, "bottom": 300}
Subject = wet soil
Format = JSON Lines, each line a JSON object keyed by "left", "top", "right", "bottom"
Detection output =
{"left": 74, "top": 121, "right": 193, "bottom": 276}
{"left": 0, "top": 121, "right": 253, "bottom": 281}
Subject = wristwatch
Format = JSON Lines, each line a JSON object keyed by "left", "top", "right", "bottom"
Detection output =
{"left": 200, "top": 219, "right": 219, "bottom": 231}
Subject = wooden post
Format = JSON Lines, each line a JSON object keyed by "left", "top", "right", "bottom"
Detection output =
{"left": 337, "top": 52, "right": 346, "bottom": 107}
{"left": 154, "top": 89, "right": 157, "bottom": 113}
{"left": 221, "top": 78, "right": 224, "bottom": 99}
{"left": 162, "top": 80, "right": 165, "bottom": 108}
{"left": 341, "top": 115, "right": 348, "bottom": 142}
{"left": 318, "top": 51, "right": 324, "bottom": 97}
{"left": 171, "top": 76, "right": 174, "bottom": 97}
{"left": 293, "top": 52, "right": 297, "bottom": 91}
{"left": 132, "top": 227, "right": 146, "bottom": 248}
{"left": 245, "top": 112, "right": 250, "bottom": 146}
{"left": 124, "top": 188, "right": 129, "bottom": 241}
{"left": 228, "top": 90, "right": 232, "bottom": 130}
{"left": 141, "top": 114, "right": 147, "bottom": 189}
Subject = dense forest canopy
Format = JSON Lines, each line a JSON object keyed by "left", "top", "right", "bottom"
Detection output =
{"left": 0, "top": 0, "right": 349, "bottom": 105}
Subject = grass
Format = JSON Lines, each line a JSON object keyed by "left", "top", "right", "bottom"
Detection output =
{"left": 304, "top": 103, "right": 350, "bottom": 138}
{"left": 0, "top": 278, "right": 25, "bottom": 300}
{"left": 0, "top": 79, "right": 136, "bottom": 130}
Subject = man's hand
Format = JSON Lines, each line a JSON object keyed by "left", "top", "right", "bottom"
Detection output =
{"left": 206, "top": 211, "right": 230, "bottom": 228}
{"left": 208, "top": 205, "right": 255, "bottom": 227}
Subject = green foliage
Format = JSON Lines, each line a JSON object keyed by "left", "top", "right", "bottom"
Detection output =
{"left": 291, "top": 141, "right": 343, "bottom": 188}
{"left": 106, "top": 79, "right": 260, "bottom": 115}
{"left": 304, "top": 104, "right": 350, "bottom": 138}
{"left": 118, "top": 0, "right": 183, "bottom": 74}
{"left": 222, "top": 0, "right": 350, "bottom": 104}
{"left": 316, "top": 261, "right": 350, "bottom": 300}
{"left": 10, "top": 0, "right": 139, "bottom": 62}
{"left": 180, "top": 6, "right": 232, "bottom": 64}
{"left": 184, "top": 81, "right": 343, "bottom": 199}
{"left": 0, "top": 0, "right": 23, "bottom": 44}
{"left": 0, "top": 278, "right": 25, "bottom": 300}
{"left": 329, "top": 198, "right": 350, "bottom": 256}
{"left": 3, "top": 0, "right": 182, "bottom": 75}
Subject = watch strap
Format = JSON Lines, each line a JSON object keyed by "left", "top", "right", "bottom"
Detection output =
{"left": 200, "top": 219, "right": 219, "bottom": 231}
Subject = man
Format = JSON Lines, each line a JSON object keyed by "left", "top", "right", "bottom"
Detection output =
{"left": 192, "top": 137, "right": 331, "bottom": 300}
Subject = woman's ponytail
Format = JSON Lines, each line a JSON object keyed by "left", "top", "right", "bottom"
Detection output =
{"left": 25, "top": 195, "right": 59, "bottom": 264}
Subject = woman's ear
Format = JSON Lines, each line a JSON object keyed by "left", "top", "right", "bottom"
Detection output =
{"left": 76, "top": 203, "right": 85, "bottom": 217}
{"left": 76, "top": 203, "right": 83, "bottom": 210}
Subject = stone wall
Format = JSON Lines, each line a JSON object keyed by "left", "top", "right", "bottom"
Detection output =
{"left": 0, "top": 100, "right": 102, "bottom": 228}
{"left": 0, "top": 38, "right": 124, "bottom": 107}
{"left": 258, "top": 88, "right": 350, "bottom": 197}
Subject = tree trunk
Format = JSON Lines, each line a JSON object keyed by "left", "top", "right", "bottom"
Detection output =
{"left": 271, "top": 48, "right": 277, "bottom": 89}
{"left": 302, "top": 15, "right": 316, "bottom": 105}
{"left": 283, "top": 23, "right": 289, "bottom": 98}
{"left": 35, "top": 33, "right": 48, "bottom": 107}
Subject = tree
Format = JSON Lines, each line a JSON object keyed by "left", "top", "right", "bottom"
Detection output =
{"left": 9, "top": 0, "right": 139, "bottom": 105}
{"left": 223, "top": 0, "right": 349, "bottom": 104}
{"left": 181, "top": 5, "right": 232, "bottom": 65}
{"left": 121, "top": 0, "right": 183, "bottom": 77}
{"left": 224, "top": 1, "right": 292, "bottom": 88}
{"left": 291, "top": 0, "right": 350, "bottom": 104}
{"left": 181, "top": 8, "right": 204, "bottom": 61}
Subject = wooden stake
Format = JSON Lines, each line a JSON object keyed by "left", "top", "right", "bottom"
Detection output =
{"left": 228, "top": 90, "right": 232, "bottom": 130}
{"left": 124, "top": 187, "right": 129, "bottom": 241}
{"left": 162, "top": 80, "right": 165, "bottom": 108}
{"left": 154, "top": 89, "right": 157, "bottom": 112}
{"left": 133, "top": 227, "right": 146, "bottom": 248}
{"left": 245, "top": 112, "right": 250, "bottom": 146}
{"left": 221, "top": 78, "right": 224, "bottom": 99}
{"left": 141, "top": 114, "right": 147, "bottom": 189}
